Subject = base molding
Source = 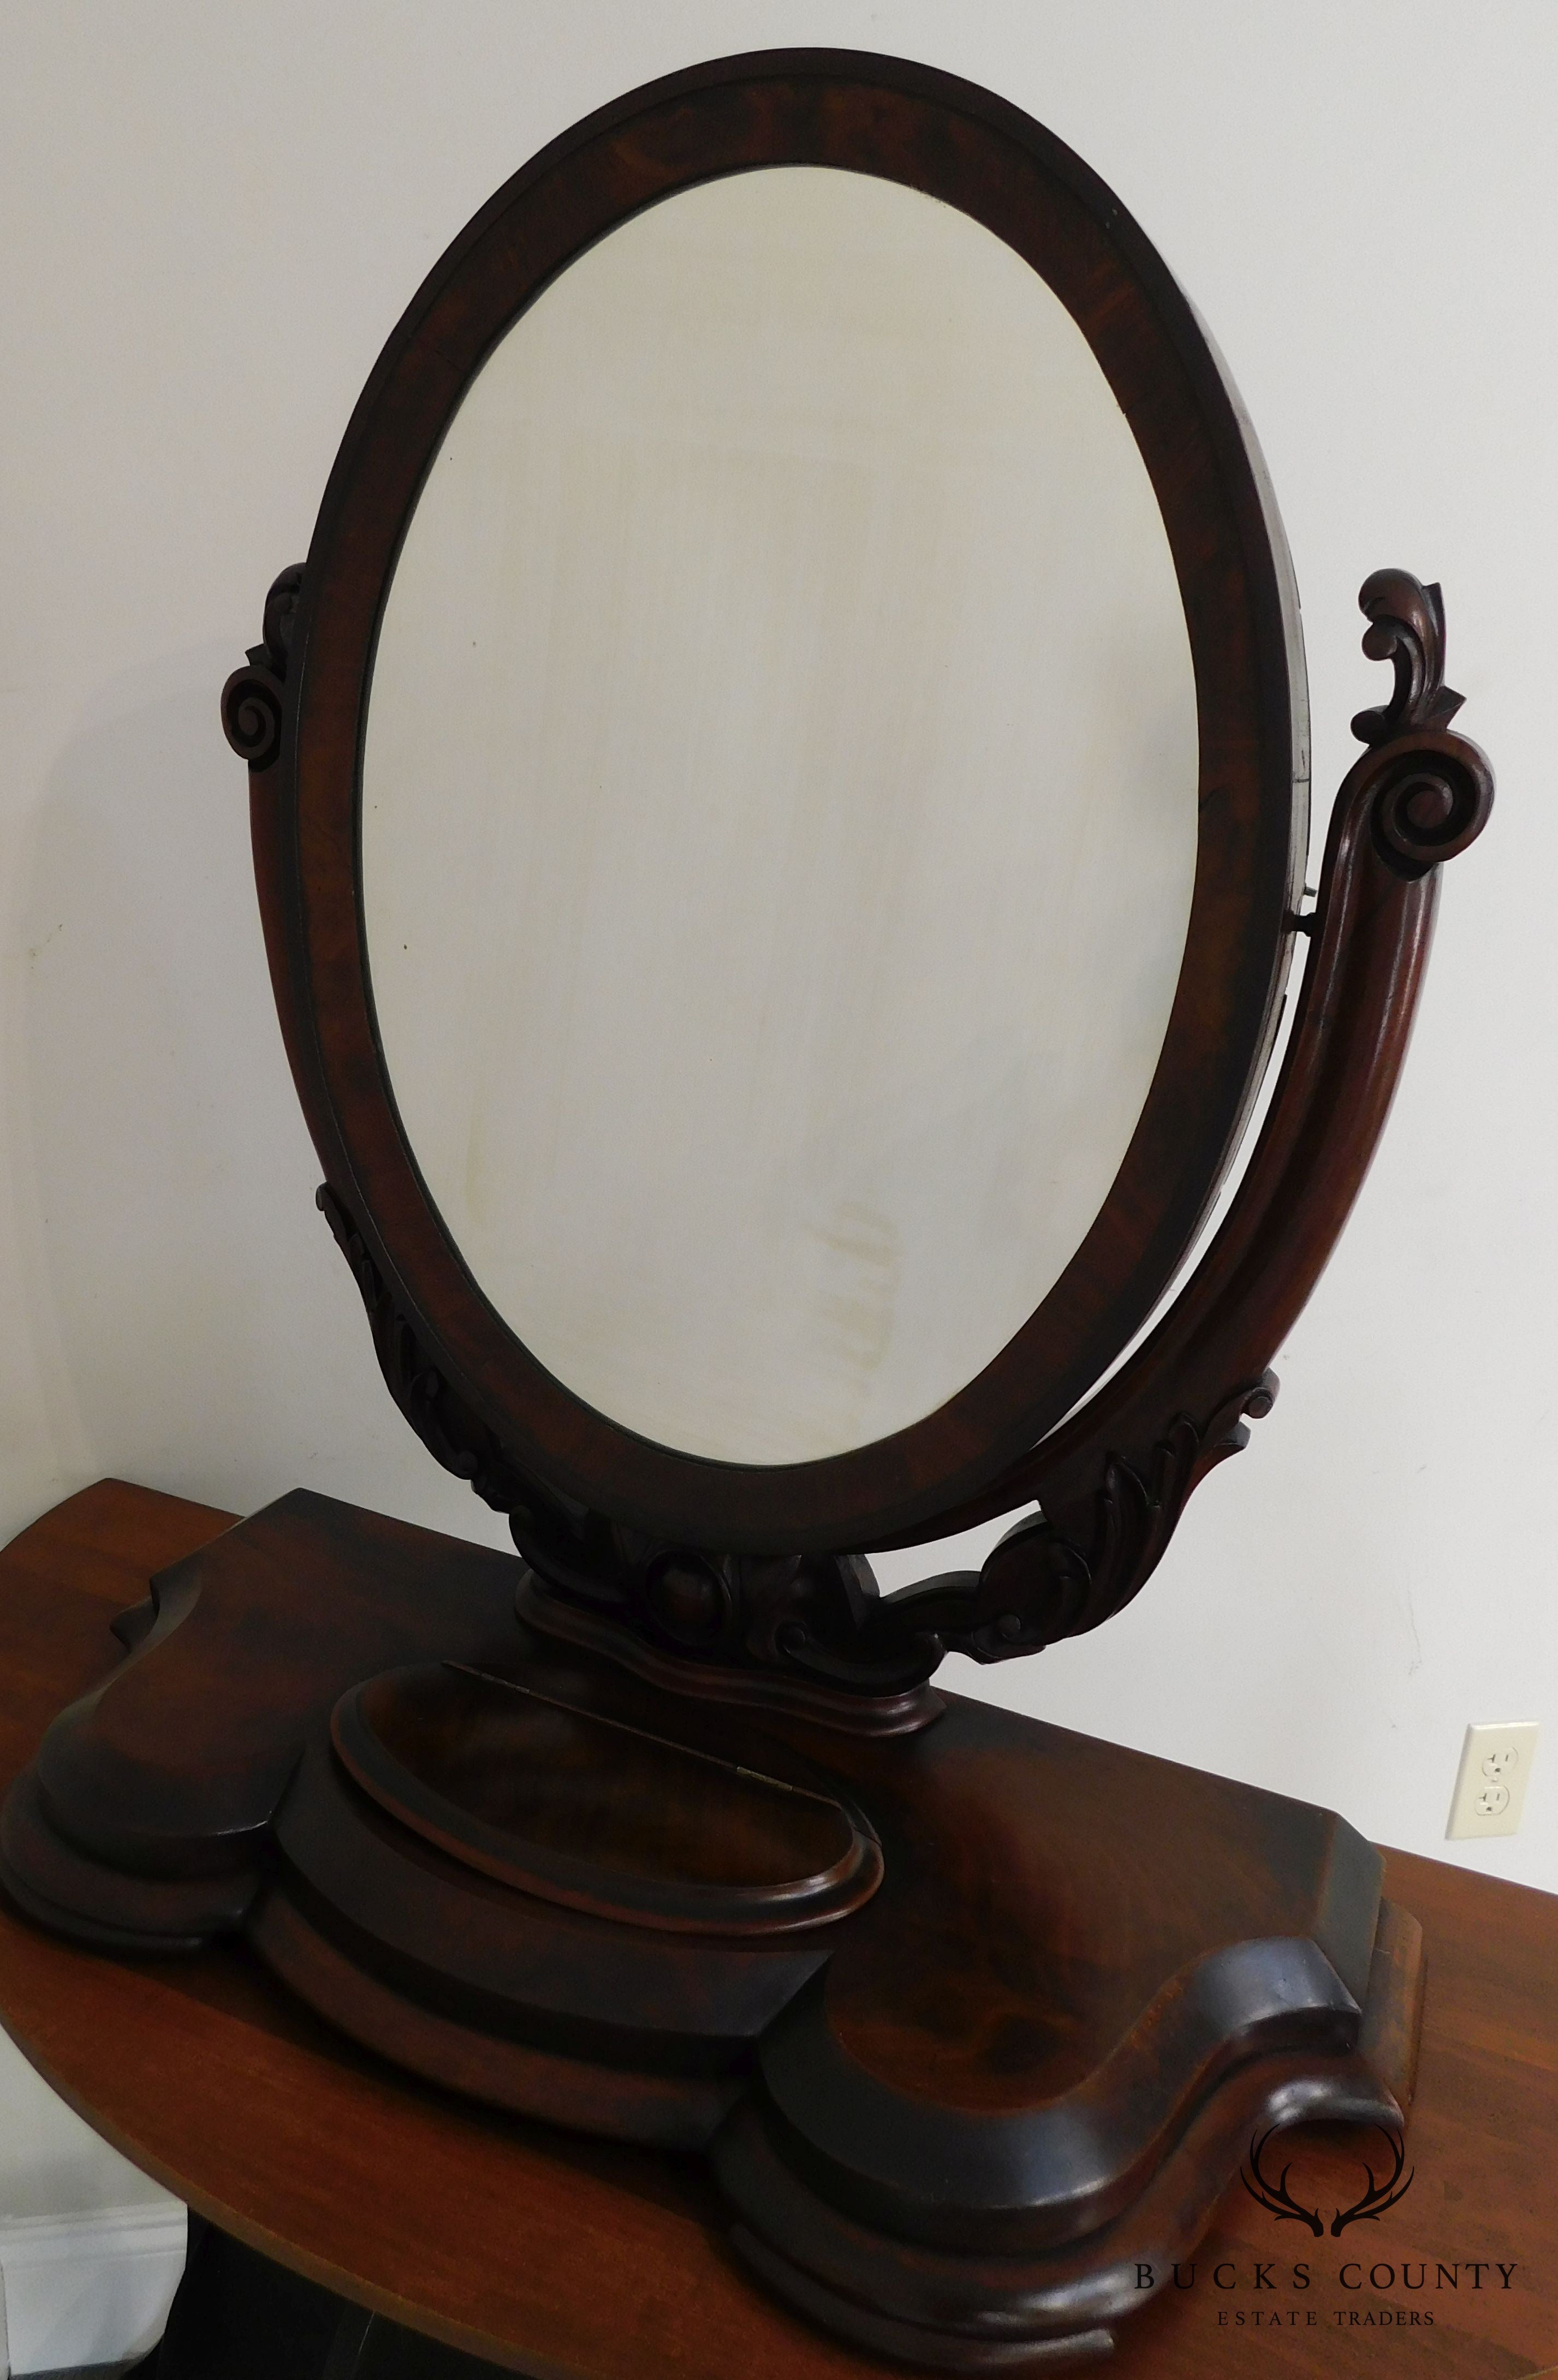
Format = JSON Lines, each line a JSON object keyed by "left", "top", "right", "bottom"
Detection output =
{"left": 1, "top": 1490, "right": 1426, "bottom": 2371}
{"left": 0, "top": 2203, "right": 186, "bottom": 2377}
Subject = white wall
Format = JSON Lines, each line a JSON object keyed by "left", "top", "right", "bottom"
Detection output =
{"left": 1, "top": 0, "right": 1553, "bottom": 2229}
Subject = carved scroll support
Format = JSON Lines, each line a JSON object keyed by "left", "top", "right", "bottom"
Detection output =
{"left": 872, "top": 569, "right": 1493, "bottom": 1671}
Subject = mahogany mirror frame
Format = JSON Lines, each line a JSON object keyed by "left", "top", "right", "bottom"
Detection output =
{"left": 239, "top": 47, "right": 1307, "bottom": 1563}
{"left": 0, "top": 47, "right": 1498, "bottom": 2377}
{"left": 221, "top": 49, "right": 1490, "bottom": 1715}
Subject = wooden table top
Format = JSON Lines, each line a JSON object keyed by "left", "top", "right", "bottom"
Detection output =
{"left": 0, "top": 1481, "right": 1553, "bottom": 2378}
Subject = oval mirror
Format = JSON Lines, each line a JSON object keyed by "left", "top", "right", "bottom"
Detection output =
{"left": 277, "top": 56, "right": 1305, "bottom": 1552}
{"left": 361, "top": 166, "right": 1199, "bottom": 1468}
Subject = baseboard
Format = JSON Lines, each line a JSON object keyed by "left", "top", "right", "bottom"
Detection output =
{"left": 0, "top": 2203, "right": 186, "bottom": 2377}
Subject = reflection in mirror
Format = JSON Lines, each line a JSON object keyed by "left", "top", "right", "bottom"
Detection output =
{"left": 362, "top": 165, "right": 1198, "bottom": 1466}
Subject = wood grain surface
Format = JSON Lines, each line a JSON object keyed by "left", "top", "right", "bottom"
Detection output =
{"left": 0, "top": 1482, "right": 1552, "bottom": 2377}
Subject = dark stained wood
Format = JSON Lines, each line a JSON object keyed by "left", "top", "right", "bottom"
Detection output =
{"left": 510, "top": 1572, "right": 942, "bottom": 1737}
{"left": 875, "top": 578, "right": 1495, "bottom": 1645}
{"left": 0, "top": 1485, "right": 1551, "bottom": 2376}
{"left": 221, "top": 58, "right": 1493, "bottom": 1710}
{"left": 2, "top": 1486, "right": 1443, "bottom": 2366}
{"left": 336, "top": 1664, "right": 883, "bottom": 1932}
{"left": 236, "top": 46, "right": 1311, "bottom": 1571}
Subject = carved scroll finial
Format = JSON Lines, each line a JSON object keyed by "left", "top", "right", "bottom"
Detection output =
{"left": 1348, "top": 572, "right": 1492, "bottom": 877}
{"left": 221, "top": 563, "right": 305, "bottom": 772}
{"left": 1351, "top": 569, "right": 1463, "bottom": 746}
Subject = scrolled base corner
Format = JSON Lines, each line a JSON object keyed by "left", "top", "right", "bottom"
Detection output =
{"left": 0, "top": 1766, "right": 256, "bottom": 1954}
{"left": 710, "top": 1892, "right": 1425, "bottom": 2372}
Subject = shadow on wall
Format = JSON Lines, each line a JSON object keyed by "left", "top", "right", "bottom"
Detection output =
{"left": 7, "top": 651, "right": 399, "bottom": 1526}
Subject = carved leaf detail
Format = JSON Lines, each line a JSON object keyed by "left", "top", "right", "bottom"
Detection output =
{"left": 873, "top": 1375, "right": 1278, "bottom": 1667}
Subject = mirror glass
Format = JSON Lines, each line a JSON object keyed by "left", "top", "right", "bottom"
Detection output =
{"left": 361, "top": 166, "right": 1198, "bottom": 1467}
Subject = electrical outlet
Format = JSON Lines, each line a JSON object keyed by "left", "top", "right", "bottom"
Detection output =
{"left": 1446, "top": 1721, "right": 1539, "bottom": 1840}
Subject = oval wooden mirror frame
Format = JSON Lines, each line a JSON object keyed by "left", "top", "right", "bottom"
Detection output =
{"left": 246, "top": 51, "right": 1305, "bottom": 1545}
{"left": 224, "top": 49, "right": 1489, "bottom": 1707}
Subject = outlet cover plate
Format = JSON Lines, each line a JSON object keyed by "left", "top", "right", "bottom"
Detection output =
{"left": 1447, "top": 1721, "right": 1540, "bottom": 1840}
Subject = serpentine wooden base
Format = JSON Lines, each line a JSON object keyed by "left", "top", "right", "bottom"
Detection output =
{"left": 3, "top": 1490, "right": 1423, "bottom": 2371}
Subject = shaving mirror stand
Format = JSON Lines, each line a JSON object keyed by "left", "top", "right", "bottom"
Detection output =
{"left": 1, "top": 53, "right": 1492, "bottom": 2373}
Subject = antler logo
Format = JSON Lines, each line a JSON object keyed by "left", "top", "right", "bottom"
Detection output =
{"left": 1241, "top": 2129, "right": 1324, "bottom": 2235}
{"left": 1329, "top": 2127, "right": 1415, "bottom": 2235}
{"left": 1241, "top": 2126, "right": 1415, "bottom": 2237}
